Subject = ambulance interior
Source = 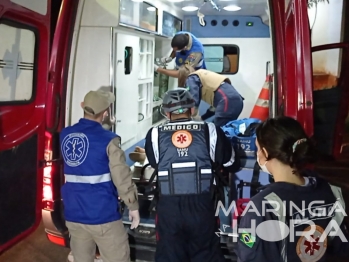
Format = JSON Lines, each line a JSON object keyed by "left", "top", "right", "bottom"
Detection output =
{"left": 66, "top": 0, "right": 274, "bottom": 151}
{"left": 1, "top": 0, "right": 348, "bottom": 260}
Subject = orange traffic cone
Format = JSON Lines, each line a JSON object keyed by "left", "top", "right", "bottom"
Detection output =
{"left": 250, "top": 76, "right": 271, "bottom": 121}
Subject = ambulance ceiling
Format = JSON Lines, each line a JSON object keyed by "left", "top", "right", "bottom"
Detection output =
{"left": 159, "top": 0, "right": 268, "bottom": 16}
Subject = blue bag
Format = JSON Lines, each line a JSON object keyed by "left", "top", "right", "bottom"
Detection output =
{"left": 221, "top": 118, "right": 262, "bottom": 158}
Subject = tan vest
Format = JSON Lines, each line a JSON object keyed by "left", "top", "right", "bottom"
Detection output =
{"left": 189, "top": 69, "right": 231, "bottom": 106}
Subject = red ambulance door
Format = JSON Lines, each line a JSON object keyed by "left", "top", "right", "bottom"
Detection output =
{"left": 0, "top": 0, "right": 51, "bottom": 253}
{"left": 270, "top": 0, "right": 314, "bottom": 136}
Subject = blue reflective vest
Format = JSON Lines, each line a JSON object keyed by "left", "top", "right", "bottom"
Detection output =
{"left": 174, "top": 31, "right": 206, "bottom": 70}
{"left": 157, "top": 121, "right": 212, "bottom": 195}
{"left": 60, "top": 118, "right": 121, "bottom": 224}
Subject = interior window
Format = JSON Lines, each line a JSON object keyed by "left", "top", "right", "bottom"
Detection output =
{"left": 0, "top": 23, "right": 35, "bottom": 102}
{"left": 203, "top": 45, "right": 239, "bottom": 74}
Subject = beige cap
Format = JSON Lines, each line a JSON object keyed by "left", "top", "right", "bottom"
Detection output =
{"left": 82, "top": 90, "right": 115, "bottom": 115}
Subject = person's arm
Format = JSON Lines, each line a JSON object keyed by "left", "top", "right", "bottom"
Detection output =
{"left": 107, "top": 136, "right": 139, "bottom": 211}
{"left": 155, "top": 52, "right": 203, "bottom": 77}
{"left": 327, "top": 219, "right": 349, "bottom": 258}
{"left": 170, "top": 50, "right": 176, "bottom": 59}
{"left": 206, "top": 123, "right": 234, "bottom": 167}
{"left": 236, "top": 203, "right": 280, "bottom": 262}
{"left": 144, "top": 127, "right": 159, "bottom": 168}
{"left": 186, "top": 75, "right": 201, "bottom": 108}
{"left": 184, "top": 52, "right": 203, "bottom": 69}
{"left": 201, "top": 106, "right": 216, "bottom": 121}
{"left": 156, "top": 67, "right": 179, "bottom": 78}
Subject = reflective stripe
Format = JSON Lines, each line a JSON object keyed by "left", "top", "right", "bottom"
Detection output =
{"left": 151, "top": 127, "right": 159, "bottom": 163}
{"left": 329, "top": 184, "right": 346, "bottom": 241}
{"left": 255, "top": 98, "right": 269, "bottom": 108}
{"left": 65, "top": 173, "right": 111, "bottom": 184}
{"left": 201, "top": 169, "right": 212, "bottom": 174}
{"left": 207, "top": 122, "right": 217, "bottom": 162}
{"left": 217, "top": 88, "right": 228, "bottom": 112}
{"left": 172, "top": 162, "right": 196, "bottom": 168}
{"left": 158, "top": 171, "right": 168, "bottom": 176}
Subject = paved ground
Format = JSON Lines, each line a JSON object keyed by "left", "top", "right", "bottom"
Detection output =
{"left": 0, "top": 222, "right": 152, "bottom": 262}
{"left": 0, "top": 222, "right": 70, "bottom": 262}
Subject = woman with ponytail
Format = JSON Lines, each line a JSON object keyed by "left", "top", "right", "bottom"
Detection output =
{"left": 236, "top": 116, "right": 349, "bottom": 262}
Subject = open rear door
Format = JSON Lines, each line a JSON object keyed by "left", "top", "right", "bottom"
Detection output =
{"left": 269, "top": 0, "right": 314, "bottom": 136}
{"left": 0, "top": 0, "right": 51, "bottom": 253}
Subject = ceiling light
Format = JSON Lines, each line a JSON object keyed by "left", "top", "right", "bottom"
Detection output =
{"left": 223, "top": 5, "right": 241, "bottom": 11}
{"left": 168, "top": 0, "right": 184, "bottom": 2}
{"left": 131, "top": 0, "right": 143, "bottom": 2}
{"left": 147, "top": 6, "right": 156, "bottom": 11}
{"left": 182, "top": 6, "right": 199, "bottom": 12}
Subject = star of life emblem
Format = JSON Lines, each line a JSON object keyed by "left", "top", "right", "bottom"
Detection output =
{"left": 61, "top": 133, "right": 89, "bottom": 167}
{"left": 171, "top": 130, "right": 193, "bottom": 149}
{"left": 296, "top": 225, "right": 327, "bottom": 262}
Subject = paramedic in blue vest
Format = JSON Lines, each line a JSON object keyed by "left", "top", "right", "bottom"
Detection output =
{"left": 144, "top": 88, "right": 236, "bottom": 262}
{"left": 236, "top": 116, "right": 349, "bottom": 262}
{"left": 178, "top": 64, "right": 244, "bottom": 127}
{"left": 154, "top": 31, "right": 206, "bottom": 78}
{"left": 60, "top": 90, "right": 140, "bottom": 262}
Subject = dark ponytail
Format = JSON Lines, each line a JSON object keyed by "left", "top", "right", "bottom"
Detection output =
{"left": 290, "top": 138, "right": 317, "bottom": 174}
{"left": 256, "top": 116, "right": 318, "bottom": 175}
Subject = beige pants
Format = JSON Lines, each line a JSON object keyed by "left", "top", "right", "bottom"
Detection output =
{"left": 66, "top": 220, "right": 130, "bottom": 262}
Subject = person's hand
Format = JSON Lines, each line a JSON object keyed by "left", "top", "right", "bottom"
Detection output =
{"left": 129, "top": 209, "right": 140, "bottom": 229}
{"left": 161, "top": 57, "right": 172, "bottom": 63}
{"left": 192, "top": 115, "right": 202, "bottom": 121}
{"left": 201, "top": 107, "right": 216, "bottom": 120}
{"left": 135, "top": 146, "right": 145, "bottom": 153}
{"left": 154, "top": 64, "right": 159, "bottom": 72}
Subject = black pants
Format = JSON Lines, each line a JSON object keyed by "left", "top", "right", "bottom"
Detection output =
{"left": 155, "top": 193, "right": 225, "bottom": 262}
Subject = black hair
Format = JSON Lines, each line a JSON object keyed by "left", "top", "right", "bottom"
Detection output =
{"left": 171, "top": 34, "right": 189, "bottom": 50}
{"left": 256, "top": 116, "right": 317, "bottom": 175}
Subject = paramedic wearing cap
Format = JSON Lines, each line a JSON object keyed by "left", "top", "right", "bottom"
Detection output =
{"left": 178, "top": 65, "right": 244, "bottom": 127}
{"left": 144, "top": 88, "right": 235, "bottom": 262}
{"left": 154, "top": 31, "right": 206, "bottom": 78}
{"left": 60, "top": 90, "right": 140, "bottom": 262}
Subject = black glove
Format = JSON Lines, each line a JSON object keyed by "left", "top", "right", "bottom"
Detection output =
{"left": 201, "top": 107, "right": 216, "bottom": 120}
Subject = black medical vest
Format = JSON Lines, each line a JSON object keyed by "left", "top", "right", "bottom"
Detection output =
{"left": 157, "top": 121, "right": 213, "bottom": 195}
